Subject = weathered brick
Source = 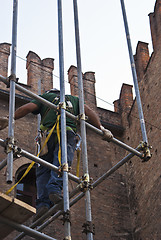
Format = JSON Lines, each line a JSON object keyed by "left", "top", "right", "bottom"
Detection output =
{"left": 0, "top": 1, "right": 161, "bottom": 239}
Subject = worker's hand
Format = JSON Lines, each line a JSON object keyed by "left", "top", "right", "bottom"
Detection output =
{"left": 100, "top": 125, "right": 113, "bottom": 142}
{"left": 0, "top": 116, "right": 9, "bottom": 130}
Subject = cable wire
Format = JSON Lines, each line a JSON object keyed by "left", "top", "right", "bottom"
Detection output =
{"left": 0, "top": 48, "right": 160, "bottom": 132}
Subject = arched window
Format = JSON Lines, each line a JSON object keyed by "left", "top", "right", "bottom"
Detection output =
{"left": 15, "top": 164, "right": 36, "bottom": 207}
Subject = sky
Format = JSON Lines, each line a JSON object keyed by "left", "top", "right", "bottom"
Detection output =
{"left": 0, "top": 0, "right": 156, "bottom": 111}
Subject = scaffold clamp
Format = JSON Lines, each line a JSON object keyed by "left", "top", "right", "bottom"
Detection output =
{"left": 77, "top": 113, "right": 88, "bottom": 121}
{"left": 7, "top": 74, "right": 19, "bottom": 88}
{"left": 138, "top": 141, "right": 152, "bottom": 162}
{"left": 62, "top": 163, "right": 69, "bottom": 172}
{"left": 82, "top": 221, "right": 95, "bottom": 235}
{"left": 57, "top": 101, "right": 66, "bottom": 110}
{"left": 61, "top": 209, "right": 71, "bottom": 225}
{"left": 63, "top": 236, "right": 71, "bottom": 240}
{"left": 4, "top": 137, "right": 21, "bottom": 158}
{"left": 79, "top": 173, "right": 93, "bottom": 192}
{"left": 4, "top": 137, "right": 14, "bottom": 154}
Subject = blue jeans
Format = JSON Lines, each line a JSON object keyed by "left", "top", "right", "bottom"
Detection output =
{"left": 36, "top": 130, "right": 76, "bottom": 209}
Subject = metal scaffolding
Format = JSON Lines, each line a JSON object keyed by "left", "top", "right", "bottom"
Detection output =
{"left": 0, "top": 0, "right": 151, "bottom": 239}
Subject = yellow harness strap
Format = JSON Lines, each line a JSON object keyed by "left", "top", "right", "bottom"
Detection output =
{"left": 5, "top": 161, "right": 35, "bottom": 195}
{"left": 56, "top": 115, "right": 61, "bottom": 166}
{"left": 5, "top": 115, "right": 60, "bottom": 195}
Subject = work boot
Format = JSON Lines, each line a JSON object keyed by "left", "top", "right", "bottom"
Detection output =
{"left": 49, "top": 193, "right": 63, "bottom": 205}
{"left": 33, "top": 206, "right": 49, "bottom": 223}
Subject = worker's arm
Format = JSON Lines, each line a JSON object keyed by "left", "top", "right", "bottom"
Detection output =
{"left": 84, "top": 104, "right": 113, "bottom": 141}
{"left": 84, "top": 104, "right": 101, "bottom": 129}
{"left": 14, "top": 103, "right": 39, "bottom": 120}
{"left": 0, "top": 103, "right": 39, "bottom": 130}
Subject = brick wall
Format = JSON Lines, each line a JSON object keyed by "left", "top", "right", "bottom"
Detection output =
{"left": 0, "top": 43, "right": 11, "bottom": 90}
{"left": 0, "top": 44, "right": 54, "bottom": 97}
{"left": 134, "top": 42, "right": 150, "bottom": 82}
{"left": 149, "top": 0, "right": 161, "bottom": 51}
{"left": 26, "top": 51, "right": 54, "bottom": 94}
{"left": 120, "top": 1, "right": 161, "bottom": 238}
{"left": 0, "top": 55, "right": 131, "bottom": 239}
{"left": 1, "top": 1, "right": 161, "bottom": 239}
{"left": 68, "top": 66, "right": 97, "bottom": 111}
{"left": 123, "top": 46, "right": 161, "bottom": 239}
{"left": 0, "top": 93, "right": 37, "bottom": 197}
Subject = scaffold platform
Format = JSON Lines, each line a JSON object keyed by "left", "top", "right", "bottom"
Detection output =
{"left": 0, "top": 192, "right": 36, "bottom": 239}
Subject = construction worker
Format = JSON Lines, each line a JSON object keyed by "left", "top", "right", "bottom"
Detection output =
{"left": 0, "top": 89, "right": 113, "bottom": 221}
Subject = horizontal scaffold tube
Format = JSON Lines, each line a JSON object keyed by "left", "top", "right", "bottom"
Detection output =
{"left": 0, "top": 138, "right": 80, "bottom": 184}
{"left": 0, "top": 75, "right": 76, "bottom": 121}
{"left": 37, "top": 152, "right": 136, "bottom": 231}
{"left": 0, "top": 216, "right": 56, "bottom": 240}
{"left": 0, "top": 157, "right": 7, "bottom": 170}
{"left": 85, "top": 122, "right": 143, "bottom": 158}
{"left": 92, "top": 152, "right": 135, "bottom": 188}
{"left": 35, "top": 191, "right": 85, "bottom": 234}
{"left": 0, "top": 75, "right": 143, "bottom": 159}
{"left": 15, "top": 185, "right": 81, "bottom": 240}
{"left": 15, "top": 151, "right": 137, "bottom": 239}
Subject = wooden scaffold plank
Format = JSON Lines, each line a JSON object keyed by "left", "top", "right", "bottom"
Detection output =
{"left": 0, "top": 192, "right": 36, "bottom": 239}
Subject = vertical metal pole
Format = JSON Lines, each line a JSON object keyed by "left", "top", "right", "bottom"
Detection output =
{"left": 57, "top": 0, "right": 71, "bottom": 238}
{"left": 7, "top": 0, "right": 18, "bottom": 183}
{"left": 120, "top": 0, "right": 148, "bottom": 144}
{"left": 73, "top": 1, "right": 93, "bottom": 239}
{"left": 37, "top": 79, "right": 41, "bottom": 154}
{"left": 37, "top": 79, "right": 41, "bottom": 126}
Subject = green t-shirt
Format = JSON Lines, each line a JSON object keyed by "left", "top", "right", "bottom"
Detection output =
{"left": 31, "top": 92, "right": 79, "bottom": 130}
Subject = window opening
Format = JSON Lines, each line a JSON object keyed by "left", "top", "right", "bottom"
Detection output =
{"left": 15, "top": 164, "right": 36, "bottom": 207}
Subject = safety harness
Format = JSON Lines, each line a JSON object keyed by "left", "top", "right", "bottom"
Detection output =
{"left": 5, "top": 95, "right": 81, "bottom": 195}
